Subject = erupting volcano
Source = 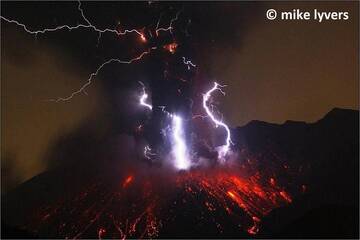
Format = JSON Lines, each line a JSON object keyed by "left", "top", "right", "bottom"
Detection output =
{"left": 24, "top": 158, "right": 295, "bottom": 239}
{"left": 2, "top": 1, "right": 358, "bottom": 239}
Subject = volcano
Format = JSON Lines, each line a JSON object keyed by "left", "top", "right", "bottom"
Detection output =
{"left": 2, "top": 108, "right": 358, "bottom": 239}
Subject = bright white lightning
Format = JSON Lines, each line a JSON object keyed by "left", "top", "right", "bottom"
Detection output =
{"left": 1, "top": 0, "right": 152, "bottom": 103}
{"left": 203, "top": 82, "right": 232, "bottom": 161}
{"left": 0, "top": 1, "right": 144, "bottom": 38}
{"left": 137, "top": 84, "right": 154, "bottom": 161}
{"left": 182, "top": 57, "right": 196, "bottom": 70}
{"left": 1, "top": 1, "right": 180, "bottom": 103}
{"left": 171, "top": 115, "right": 190, "bottom": 170}
{"left": 144, "top": 145, "right": 156, "bottom": 160}
{"left": 137, "top": 87, "right": 190, "bottom": 170}
{"left": 138, "top": 82, "right": 153, "bottom": 110}
{"left": 49, "top": 47, "right": 156, "bottom": 102}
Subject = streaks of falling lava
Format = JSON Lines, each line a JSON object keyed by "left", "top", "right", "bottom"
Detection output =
{"left": 176, "top": 169, "right": 292, "bottom": 235}
{"left": 31, "top": 166, "right": 293, "bottom": 239}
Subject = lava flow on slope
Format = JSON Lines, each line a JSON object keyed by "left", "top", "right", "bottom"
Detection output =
{"left": 26, "top": 157, "right": 294, "bottom": 239}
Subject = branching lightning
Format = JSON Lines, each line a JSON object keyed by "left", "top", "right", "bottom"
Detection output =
{"left": 155, "top": 8, "right": 183, "bottom": 36}
{"left": 139, "top": 81, "right": 153, "bottom": 111}
{"left": 0, "top": 1, "right": 145, "bottom": 39}
{"left": 137, "top": 85, "right": 190, "bottom": 170}
{"left": 3, "top": 0, "right": 232, "bottom": 168}
{"left": 203, "top": 82, "right": 233, "bottom": 161}
{"left": 50, "top": 48, "right": 156, "bottom": 102}
{"left": 182, "top": 57, "right": 196, "bottom": 70}
{"left": 144, "top": 145, "right": 156, "bottom": 160}
{"left": 2, "top": 2, "right": 298, "bottom": 238}
{"left": 0, "top": 0, "right": 182, "bottom": 102}
{"left": 1, "top": 0, "right": 150, "bottom": 103}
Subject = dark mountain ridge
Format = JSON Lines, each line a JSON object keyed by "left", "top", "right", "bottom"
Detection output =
{"left": 2, "top": 108, "right": 359, "bottom": 238}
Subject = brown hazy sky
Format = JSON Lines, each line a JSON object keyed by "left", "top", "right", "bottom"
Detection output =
{"left": 1, "top": 29, "right": 103, "bottom": 190}
{"left": 211, "top": 1, "right": 358, "bottom": 126}
{"left": 1, "top": 1, "right": 359, "bottom": 190}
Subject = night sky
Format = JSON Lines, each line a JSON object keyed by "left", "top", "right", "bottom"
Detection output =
{"left": 1, "top": 1, "right": 358, "bottom": 190}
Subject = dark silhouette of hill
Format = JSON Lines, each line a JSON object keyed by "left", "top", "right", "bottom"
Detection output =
{"left": 2, "top": 108, "right": 358, "bottom": 238}
{"left": 235, "top": 108, "right": 359, "bottom": 238}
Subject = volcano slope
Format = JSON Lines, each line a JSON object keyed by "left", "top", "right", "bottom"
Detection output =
{"left": 2, "top": 108, "right": 358, "bottom": 238}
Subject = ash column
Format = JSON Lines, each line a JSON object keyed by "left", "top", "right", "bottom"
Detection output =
{"left": 144, "top": 31, "right": 195, "bottom": 163}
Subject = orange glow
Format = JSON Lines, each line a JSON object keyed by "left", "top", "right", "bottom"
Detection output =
{"left": 163, "top": 42, "right": 178, "bottom": 54}
{"left": 270, "top": 177, "right": 276, "bottom": 186}
{"left": 227, "top": 191, "right": 245, "bottom": 208}
{"left": 176, "top": 169, "right": 293, "bottom": 235}
{"left": 98, "top": 227, "right": 106, "bottom": 239}
{"left": 247, "top": 224, "right": 259, "bottom": 235}
{"left": 34, "top": 162, "right": 293, "bottom": 238}
{"left": 227, "top": 190, "right": 235, "bottom": 199}
{"left": 279, "top": 191, "right": 292, "bottom": 203}
{"left": 122, "top": 175, "right": 134, "bottom": 188}
{"left": 140, "top": 34, "right": 146, "bottom": 42}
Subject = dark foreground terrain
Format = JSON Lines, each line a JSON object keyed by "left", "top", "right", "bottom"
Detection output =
{"left": 2, "top": 108, "right": 359, "bottom": 238}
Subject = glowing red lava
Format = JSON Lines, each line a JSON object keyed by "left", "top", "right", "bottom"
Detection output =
{"left": 163, "top": 42, "right": 178, "bottom": 54}
{"left": 31, "top": 163, "right": 295, "bottom": 239}
{"left": 122, "top": 175, "right": 134, "bottom": 188}
{"left": 176, "top": 169, "right": 292, "bottom": 235}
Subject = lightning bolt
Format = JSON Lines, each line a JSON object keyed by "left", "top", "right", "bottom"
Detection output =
{"left": 49, "top": 47, "right": 156, "bottom": 102}
{"left": 182, "top": 57, "right": 196, "bottom": 70}
{"left": 1, "top": 1, "right": 181, "bottom": 102}
{"left": 0, "top": 1, "right": 145, "bottom": 39}
{"left": 137, "top": 86, "right": 190, "bottom": 170}
{"left": 171, "top": 115, "right": 190, "bottom": 170}
{"left": 4, "top": 2, "right": 226, "bottom": 170}
{"left": 203, "top": 82, "right": 233, "bottom": 161}
{"left": 137, "top": 83, "right": 155, "bottom": 161}
{"left": 155, "top": 8, "right": 182, "bottom": 36}
{"left": 144, "top": 145, "right": 156, "bottom": 160}
{"left": 138, "top": 81, "right": 153, "bottom": 111}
